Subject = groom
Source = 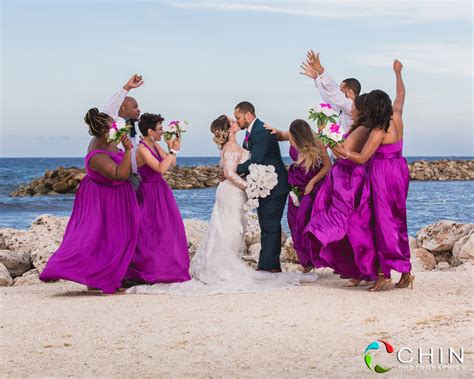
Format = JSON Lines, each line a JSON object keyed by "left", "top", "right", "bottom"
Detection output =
{"left": 235, "top": 101, "right": 290, "bottom": 272}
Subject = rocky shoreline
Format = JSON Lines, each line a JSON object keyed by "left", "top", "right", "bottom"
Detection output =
{"left": 0, "top": 215, "right": 472, "bottom": 287}
{"left": 9, "top": 159, "right": 474, "bottom": 197}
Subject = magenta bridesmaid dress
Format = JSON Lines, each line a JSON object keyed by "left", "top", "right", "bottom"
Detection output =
{"left": 40, "top": 150, "right": 139, "bottom": 294}
{"left": 370, "top": 139, "right": 411, "bottom": 277}
{"left": 304, "top": 158, "right": 378, "bottom": 280}
{"left": 287, "top": 146, "right": 325, "bottom": 268}
{"left": 125, "top": 142, "right": 191, "bottom": 283}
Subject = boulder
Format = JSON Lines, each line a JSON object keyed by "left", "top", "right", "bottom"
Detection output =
{"left": 244, "top": 243, "right": 261, "bottom": 263}
{"left": 183, "top": 219, "right": 208, "bottom": 258}
{"left": 0, "top": 263, "right": 13, "bottom": 286}
{"left": 281, "top": 237, "right": 298, "bottom": 263}
{"left": 13, "top": 269, "right": 42, "bottom": 286}
{"left": 416, "top": 221, "right": 474, "bottom": 253}
{"left": 413, "top": 248, "right": 436, "bottom": 271}
{"left": 452, "top": 230, "right": 474, "bottom": 264}
{"left": 0, "top": 249, "right": 32, "bottom": 277}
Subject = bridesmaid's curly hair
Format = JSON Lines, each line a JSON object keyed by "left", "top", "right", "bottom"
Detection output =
{"left": 289, "top": 119, "right": 322, "bottom": 172}
{"left": 210, "top": 115, "right": 231, "bottom": 149}
{"left": 365, "top": 90, "right": 393, "bottom": 132}
{"left": 139, "top": 113, "right": 165, "bottom": 136}
{"left": 84, "top": 108, "right": 110, "bottom": 137}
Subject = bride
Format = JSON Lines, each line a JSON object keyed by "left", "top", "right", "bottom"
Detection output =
{"left": 127, "top": 115, "right": 317, "bottom": 295}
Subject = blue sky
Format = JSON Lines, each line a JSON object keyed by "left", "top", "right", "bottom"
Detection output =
{"left": 1, "top": 0, "right": 472, "bottom": 157}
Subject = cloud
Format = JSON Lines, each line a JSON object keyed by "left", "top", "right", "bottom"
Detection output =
{"left": 351, "top": 43, "right": 473, "bottom": 77}
{"left": 168, "top": 0, "right": 473, "bottom": 23}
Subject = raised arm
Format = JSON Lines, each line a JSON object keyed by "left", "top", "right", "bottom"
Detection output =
{"left": 102, "top": 74, "right": 144, "bottom": 119}
{"left": 236, "top": 129, "right": 272, "bottom": 175}
{"left": 392, "top": 59, "right": 405, "bottom": 115}
{"left": 222, "top": 148, "right": 247, "bottom": 190}
{"left": 263, "top": 124, "right": 290, "bottom": 141}
{"left": 331, "top": 129, "right": 385, "bottom": 164}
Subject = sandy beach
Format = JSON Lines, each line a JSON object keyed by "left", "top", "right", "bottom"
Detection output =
{"left": 1, "top": 264, "right": 472, "bottom": 378}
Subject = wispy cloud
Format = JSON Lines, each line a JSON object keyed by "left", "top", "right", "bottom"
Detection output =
{"left": 351, "top": 43, "right": 473, "bottom": 77}
{"left": 168, "top": 0, "right": 473, "bottom": 23}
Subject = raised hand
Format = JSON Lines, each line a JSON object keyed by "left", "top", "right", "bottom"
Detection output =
{"left": 121, "top": 136, "right": 133, "bottom": 151}
{"left": 307, "top": 50, "right": 324, "bottom": 74}
{"left": 393, "top": 59, "right": 403, "bottom": 73}
{"left": 123, "top": 74, "right": 144, "bottom": 91}
{"left": 300, "top": 61, "right": 318, "bottom": 79}
{"left": 263, "top": 123, "right": 281, "bottom": 135}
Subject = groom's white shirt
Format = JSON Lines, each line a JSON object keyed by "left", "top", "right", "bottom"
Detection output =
{"left": 314, "top": 71, "right": 353, "bottom": 134}
{"left": 102, "top": 88, "right": 138, "bottom": 174}
{"left": 247, "top": 118, "right": 257, "bottom": 135}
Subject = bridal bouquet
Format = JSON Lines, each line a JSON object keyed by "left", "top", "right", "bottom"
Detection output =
{"left": 308, "top": 103, "right": 339, "bottom": 129}
{"left": 163, "top": 120, "right": 188, "bottom": 141}
{"left": 107, "top": 119, "right": 131, "bottom": 144}
{"left": 289, "top": 185, "right": 302, "bottom": 207}
{"left": 308, "top": 103, "right": 345, "bottom": 147}
{"left": 243, "top": 164, "right": 279, "bottom": 229}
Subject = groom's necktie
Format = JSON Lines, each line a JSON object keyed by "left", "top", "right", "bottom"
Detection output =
{"left": 244, "top": 130, "right": 250, "bottom": 149}
{"left": 126, "top": 119, "right": 137, "bottom": 138}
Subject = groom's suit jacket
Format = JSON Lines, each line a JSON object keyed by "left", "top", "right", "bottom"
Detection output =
{"left": 236, "top": 118, "right": 290, "bottom": 198}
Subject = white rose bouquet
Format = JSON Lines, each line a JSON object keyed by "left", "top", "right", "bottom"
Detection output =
{"left": 243, "top": 164, "right": 279, "bottom": 229}
{"left": 107, "top": 119, "right": 131, "bottom": 144}
{"left": 308, "top": 103, "right": 339, "bottom": 129}
{"left": 308, "top": 103, "right": 346, "bottom": 147}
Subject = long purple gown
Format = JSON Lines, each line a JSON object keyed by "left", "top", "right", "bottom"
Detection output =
{"left": 370, "top": 139, "right": 411, "bottom": 277}
{"left": 287, "top": 146, "right": 325, "bottom": 268}
{"left": 40, "top": 150, "right": 139, "bottom": 294}
{"left": 304, "top": 158, "right": 378, "bottom": 280}
{"left": 125, "top": 142, "right": 191, "bottom": 283}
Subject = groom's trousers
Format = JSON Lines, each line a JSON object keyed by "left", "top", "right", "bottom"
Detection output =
{"left": 257, "top": 193, "right": 288, "bottom": 271}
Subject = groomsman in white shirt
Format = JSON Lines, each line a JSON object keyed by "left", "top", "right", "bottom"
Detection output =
{"left": 102, "top": 74, "right": 144, "bottom": 190}
{"left": 300, "top": 51, "right": 361, "bottom": 135}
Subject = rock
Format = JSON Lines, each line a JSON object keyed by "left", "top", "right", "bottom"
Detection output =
{"left": 437, "top": 262, "right": 450, "bottom": 270}
{"left": 52, "top": 181, "right": 69, "bottom": 193}
{"left": 13, "top": 269, "right": 42, "bottom": 286}
{"left": 244, "top": 243, "right": 261, "bottom": 263}
{"left": 416, "top": 221, "right": 474, "bottom": 253}
{"left": 452, "top": 231, "right": 474, "bottom": 264}
{"left": 281, "top": 237, "right": 298, "bottom": 263}
{"left": 0, "top": 249, "right": 32, "bottom": 277}
{"left": 183, "top": 219, "right": 208, "bottom": 258}
{"left": 409, "top": 236, "right": 418, "bottom": 251}
{"left": 0, "top": 263, "right": 13, "bottom": 286}
{"left": 413, "top": 248, "right": 436, "bottom": 271}
{"left": 31, "top": 243, "right": 60, "bottom": 273}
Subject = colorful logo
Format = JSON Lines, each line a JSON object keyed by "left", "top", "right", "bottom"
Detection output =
{"left": 364, "top": 340, "right": 394, "bottom": 374}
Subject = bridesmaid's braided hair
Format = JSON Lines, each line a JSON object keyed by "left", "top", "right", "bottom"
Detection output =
{"left": 365, "top": 90, "right": 393, "bottom": 132}
{"left": 289, "top": 119, "right": 322, "bottom": 172}
{"left": 210, "top": 115, "right": 230, "bottom": 149}
{"left": 84, "top": 108, "right": 110, "bottom": 137}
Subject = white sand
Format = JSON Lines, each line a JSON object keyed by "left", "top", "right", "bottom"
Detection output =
{"left": 1, "top": 266, "right": 473, "bottom": 378}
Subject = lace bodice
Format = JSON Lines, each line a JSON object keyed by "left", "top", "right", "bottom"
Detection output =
{"left": 220, "top": 149, "right": 249, "bottom": 190}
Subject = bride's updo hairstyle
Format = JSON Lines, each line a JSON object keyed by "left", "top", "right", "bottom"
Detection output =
{"left": 84, "top": 108, "right": 110, "bottom": 137}
{"left": 210, "top": 115, "right": 231, "bottom": 149}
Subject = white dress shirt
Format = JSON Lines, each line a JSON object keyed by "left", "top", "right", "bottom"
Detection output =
{"left": 247, "top": 118, "right": 257, "bottom": 135}
{"left": 102, "top": 88, "right": 138, "bottom": 174}
{"left": 314, "top": 71, "right": 353, "bottom": 134}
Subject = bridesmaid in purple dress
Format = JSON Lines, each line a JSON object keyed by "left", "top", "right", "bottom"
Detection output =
{"left": 125, "top": 113, "right": 191, "bottom": 284}
{"left": 332, "top": 60, "right": 413, "bottom": 292}
{"left": 40, "top": 108, "right": 139, "bottom": 294}
{"left": 266, "top": 120, "right": 331, "bottom": 271}
{"left": 303, "top": 95, "right": 379, "bottom": 286}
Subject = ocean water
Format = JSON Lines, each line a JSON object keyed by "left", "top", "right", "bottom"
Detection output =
{"left": 1, "top": 157, "right": 473, "bottom": 235}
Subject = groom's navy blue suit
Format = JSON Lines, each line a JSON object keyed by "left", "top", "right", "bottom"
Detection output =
{"left": 237, "top": 119, "right": 290, "bottom": 271}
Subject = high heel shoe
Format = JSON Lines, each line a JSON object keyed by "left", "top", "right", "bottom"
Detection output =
{"left": 344, "top": 278, "right": 362, "bottom": 287}
{"left": 368, "top": 274, "right": 392, "bottom": 292}
{"left": 395, "top": 273, "right": 415, "bottom": 289}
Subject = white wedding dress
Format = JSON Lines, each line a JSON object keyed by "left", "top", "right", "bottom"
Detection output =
{"left": 127, "top": 146, "right": 317, "bottom": 295}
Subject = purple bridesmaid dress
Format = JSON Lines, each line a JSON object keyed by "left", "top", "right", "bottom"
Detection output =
{"left": 370, "top": 139, "right": 411, "bottom": 277}
{"left": 40, "top": 150, "right": 139, "bottom": 294}
{"left": 287, "top": 146, "right": 325, "bottom": 268}
{"left": 125, "top": 142, "right": 191, "bottom": 283}
{"left": 304, "top": 159, "right": 378, "bottom": 280}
